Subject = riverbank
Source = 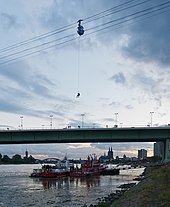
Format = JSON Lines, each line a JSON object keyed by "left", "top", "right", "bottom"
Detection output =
{"left": 109, "top": 162, "right": 170, "bottom": 207}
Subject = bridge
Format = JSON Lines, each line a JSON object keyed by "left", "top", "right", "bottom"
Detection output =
{"left": 0, "top": 127, "right": 170, "bottom": 161}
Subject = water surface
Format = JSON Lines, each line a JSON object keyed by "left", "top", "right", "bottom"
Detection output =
{"left": 0, "top": 164, "right": 144, "bottom": 207}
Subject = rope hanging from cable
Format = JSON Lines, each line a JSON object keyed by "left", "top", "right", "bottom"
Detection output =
{"left": 76, "top": 20, "right": 84, "bottom": 98}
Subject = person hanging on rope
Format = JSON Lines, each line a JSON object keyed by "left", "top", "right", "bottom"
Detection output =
{"left": 76, "top": 92, "right": 80, "bottom": 98}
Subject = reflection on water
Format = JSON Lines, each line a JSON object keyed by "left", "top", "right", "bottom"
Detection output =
{"left": 32, "top": 176, "right": 101, "bottom": 191}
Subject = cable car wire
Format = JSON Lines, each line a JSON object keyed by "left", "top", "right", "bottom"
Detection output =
{"left": 0, "top": 24, "right": 76, "bottom": 54}
{"left": 85, "top": 1, "right": 170, "bottom": 32}
{"left": 0, "top": 1, "right": 169, "bottom": 65}
{"left": 0, "top": 0, "right": 154, "bottom": 54}
{"left": 0, "top": 0, "right": 170, "bottom": 66}
{"left": 83, "top": 0, "right": 152, "bottom": 24}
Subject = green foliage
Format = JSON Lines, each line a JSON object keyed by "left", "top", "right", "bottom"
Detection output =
{"left": 147, "top": 156, "right": 162, "bottom": 163}
{"left": 97, "top": 201, "right": 111, "bottom": 207}
{"left": 109, "top": 164, "right": 170, "bottom": 207}
{"left": 26, "top": 155, "right": 36, "bottom": 164}
{"left": 158, "top": 191, "right": 170, "bottom": 203}
{"left": 12, "top": 154, "right": 23, "bottom": 164}
{"left": 0, "top": 153, "right": 36, "bottom": 164}
{"left": 1, "top": 155, "right": 11, "bottom": 163}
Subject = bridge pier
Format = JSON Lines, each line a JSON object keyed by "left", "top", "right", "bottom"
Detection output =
{"left": 164, "top": 138, "right": 170, "bottom": 162}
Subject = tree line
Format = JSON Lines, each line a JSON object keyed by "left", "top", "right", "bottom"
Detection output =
{"left": 0, "top": 153, "right": 36, "bottom": 164}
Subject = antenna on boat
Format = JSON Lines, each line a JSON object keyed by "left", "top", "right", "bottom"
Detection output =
{"left": 76, "top": 20, "right": 84, "bottom": 98}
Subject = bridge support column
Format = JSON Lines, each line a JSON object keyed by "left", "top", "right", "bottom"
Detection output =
{"left": 164, "top": 138, "right": 170, "bottom": 162}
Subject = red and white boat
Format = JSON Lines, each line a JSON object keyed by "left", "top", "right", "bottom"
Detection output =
{"left": 69, "top": 155, "right": 106, "bottom": 177}
{"left": 30, "top": 159, "right": 70, "bottom": 178}
{"left": 30, "top": 155, "right": 119, "bottom": 178}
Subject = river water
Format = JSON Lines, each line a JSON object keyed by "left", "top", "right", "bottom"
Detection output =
{"left": 0, "top": 164, "right": 144, "bottom": 207}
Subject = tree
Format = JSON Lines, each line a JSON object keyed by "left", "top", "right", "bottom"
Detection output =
{"left": 2, "top": 155, "right": 11, "bottom": 164}
{"left": 27, "top": 155, "right": 36, "bottom": 164}
{"left": 12, "top": 154, "right": 23, "bottom": 164}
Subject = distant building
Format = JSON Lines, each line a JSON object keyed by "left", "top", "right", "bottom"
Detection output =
{"left": 123, "top": 154, "right": 126, "bottom": 160}
{"left": 24, "top": 149, "right": 28, "bottom": 159}
{"left": 131, "top": 157, "right": 138, "bottom": 161}
{"left": 115, "top": 156, "right": 119, "bottom": 160}
{"left": 99, "top": 147, "right": 113, "bottom": 162}
{"left": 138, "top": 149, "right": 147, "bottom": 160}
{"left": 108, "top": 147, "right": 113, "bottom": 159}
{"left": 154, "top": 142, "right": 163, "bottom": 158}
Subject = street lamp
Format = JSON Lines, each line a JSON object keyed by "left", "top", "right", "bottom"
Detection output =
{"left": 114, "top": 112, "right": 118, "bottom": 127}
{"left": 50, "top": 115, "right": 53, "bottom": 129}
{"left": 150, "top": 112, "right": 154, "bottom": 127}
{"left": 20, "top": 116, "right": 23, "bottom": 129}
{"left": 81, "top": 114, "right": 85, "bottom": 128}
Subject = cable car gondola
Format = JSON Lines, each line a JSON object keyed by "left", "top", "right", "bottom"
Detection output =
{"left": 77, "top": 20, "right": 84, "bottom": 36}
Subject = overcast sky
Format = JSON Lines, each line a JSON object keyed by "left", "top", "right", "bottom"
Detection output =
{"left": 0, "top": 0, "right": 170, "bottom": 159}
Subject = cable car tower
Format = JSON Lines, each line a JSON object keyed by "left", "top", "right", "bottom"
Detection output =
{"left": 76, "top": 20, "right": 84, "bottom": 98}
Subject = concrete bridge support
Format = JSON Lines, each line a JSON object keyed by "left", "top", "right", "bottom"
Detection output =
{"left": 164, "top": 138, "right": 170, "bottom": 162}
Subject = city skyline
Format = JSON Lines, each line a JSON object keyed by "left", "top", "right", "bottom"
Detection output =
{"left": 0, "top": 145, "right": 151, "bottom": 160}
{"left": 0, "top": 142, "right": 153, "bottom": 160}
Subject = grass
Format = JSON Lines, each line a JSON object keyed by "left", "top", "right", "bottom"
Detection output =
{"left": 97, "top": 202, "right": 111, "bottom": 207}
{"left": 110, "top": 162, "right": 170, "bottom": 207}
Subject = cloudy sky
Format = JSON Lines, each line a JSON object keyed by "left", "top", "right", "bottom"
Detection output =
{"left": 0, "top": 0, "right": 170, "bottom": 159}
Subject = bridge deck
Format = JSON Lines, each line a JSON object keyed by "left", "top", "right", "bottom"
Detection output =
{"left": 0, "top": 127, "right": 170, "bottom": 144}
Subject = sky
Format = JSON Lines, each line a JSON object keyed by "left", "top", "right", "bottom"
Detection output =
{"left": 0, "top": 0, "right": 170, "bottom": 159}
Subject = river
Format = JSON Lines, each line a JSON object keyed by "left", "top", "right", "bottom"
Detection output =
{"left": 0, "top": 164, "right": 144, "bottom": 207}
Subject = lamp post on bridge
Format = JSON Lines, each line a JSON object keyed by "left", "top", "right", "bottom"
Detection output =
{"left": 150, "top": 111, "right": 154, "bottom": 127}
{"left": 114, "top": 112, "right": 118, "bottom": 127}
{"left": 81, "top": 114, "right": 85, "bottom": 128}
{"left": 120, "top": 122, "right": 123, "bottom": 128}
{"left": 50, "top": 115, "right": 53, "bottom": 129}
{"left": 20, "top": 116, "right": 23, "bottom": 129}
